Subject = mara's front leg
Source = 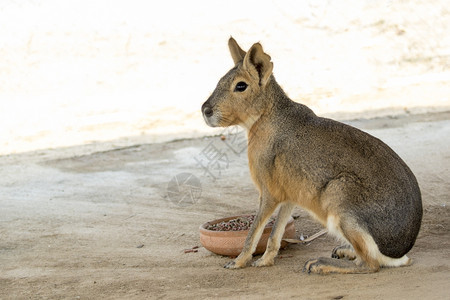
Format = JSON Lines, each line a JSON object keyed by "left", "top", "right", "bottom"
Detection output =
{"left": 224, "top": 194, "right": 278, "bottom": 269}
{"left": 252, "top": 202, "right": 295, "bottom": 267}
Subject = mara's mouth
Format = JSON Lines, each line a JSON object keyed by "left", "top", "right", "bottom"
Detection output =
{"left": 202, "top": 105, "right": 220, "bottom": 127}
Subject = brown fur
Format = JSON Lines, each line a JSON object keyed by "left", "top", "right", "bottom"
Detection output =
{"left": 201, "top": 37, "right": 423, "bottom": 274}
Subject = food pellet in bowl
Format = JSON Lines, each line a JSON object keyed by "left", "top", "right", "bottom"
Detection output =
{"left": 205, "top": 215, "right": 276, "bottom": 231}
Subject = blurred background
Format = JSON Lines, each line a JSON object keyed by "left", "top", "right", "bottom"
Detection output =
{"left": 1, "top": 0, "right": 449, "bottom": 155}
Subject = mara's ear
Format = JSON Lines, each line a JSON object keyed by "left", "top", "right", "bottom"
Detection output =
{"left": 228, "top": 37, "right": 246, "bottom": 65}
{"left": 243, "top": 43, "right": 273, "bottom": 86}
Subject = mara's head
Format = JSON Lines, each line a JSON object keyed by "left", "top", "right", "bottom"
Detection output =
{"left": 201, "top": 37, "right": 274, "bottom": 129}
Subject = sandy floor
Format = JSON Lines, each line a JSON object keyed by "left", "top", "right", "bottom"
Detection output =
{"left": 1, "top": 0, "right": 450, "bottom": 299}
{"left": 1, "top": 112, "right": 449, "bottom": 299}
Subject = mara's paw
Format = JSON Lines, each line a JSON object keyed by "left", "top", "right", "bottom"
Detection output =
{"left": 303, "top": 257, "right": 349, "bottom": 274}
{"left": 251, "top": 257, "right": 274, "bottom": 268}
{"left": 303, "top": 257, "right": 378, "bottom": 274}
{"left": 303, "top": 258, "right": 324, "bottom": 274}
{"left": 224, "top": 259, "right": 247, "bottom": 269}
{"left": 331, "top": 245, "right": 356, "bottom": 260}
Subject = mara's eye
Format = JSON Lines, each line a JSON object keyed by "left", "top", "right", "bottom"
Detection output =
{"left": 234, "top": 81, "right": 248, "bottom": 92}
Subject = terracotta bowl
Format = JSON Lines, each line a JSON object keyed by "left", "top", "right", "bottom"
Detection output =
{"left": 199, "top": 215, "right": 296, "bottom": 257}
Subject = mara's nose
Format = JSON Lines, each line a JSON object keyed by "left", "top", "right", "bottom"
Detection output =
{"left": 203, "top": 105, "right": 213, "bottom": 118}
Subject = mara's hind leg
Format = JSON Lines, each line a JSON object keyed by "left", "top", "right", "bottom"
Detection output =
{"left": 304, "top": 220, "right": 381, "bottom": 274}
{"left": 331, "top": 228, "right": 413, "bottom": 268}
{"left": 252, "top": 202, "right": 295, "bottom": 267}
